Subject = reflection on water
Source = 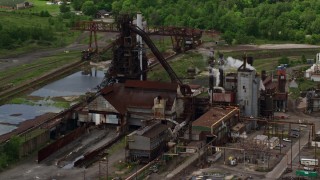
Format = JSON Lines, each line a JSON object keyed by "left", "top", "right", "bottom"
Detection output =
{"left": 31, "top": 68, "right": 104, "bottom": 97}
{"left": 0, "top": 67, "right": 104, "bottom": 135}
{"left": 0, "top": 125, "right": 16, "bottom": 135}
{"left": 0, "top": 104, "right": 61, "bottom": 124}
{"left": 0, "top": 104, "right": 61, "bottom": 135}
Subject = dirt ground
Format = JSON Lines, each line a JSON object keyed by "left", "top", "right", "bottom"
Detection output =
{"left": 200, "top": 42, "right": 320, "bottom": 52}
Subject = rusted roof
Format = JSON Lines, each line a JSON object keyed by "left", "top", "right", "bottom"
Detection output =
{"left": 100, "top": 80, "right": 178, "bottom": 114}
{"left": 125, "top": 80, "right": 178, "bottom": 91}
{"left": 192, "top": 107, "right": 238, "bottom": 129}
{"left": 0, "top": 113, "right": 56, "bottom": 143}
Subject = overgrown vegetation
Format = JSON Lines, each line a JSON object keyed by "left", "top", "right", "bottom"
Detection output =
{"left": 0, "top": 136, "right": 22, "bottom": 171}
{"left": 148, "top": 52, "right": 206, "bottom": 82}
{"left": 0, "top": 0, "right": 91, "bottom": 56}
{"left": 0, "top": 51, "right": 80, "bottom": 85}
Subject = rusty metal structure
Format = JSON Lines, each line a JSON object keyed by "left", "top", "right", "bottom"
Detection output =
{"left": 79, "top": 14, "right": 194, "bottom": 96}
{"left": 73, "top": 19, "right": 203, "bottom": 54}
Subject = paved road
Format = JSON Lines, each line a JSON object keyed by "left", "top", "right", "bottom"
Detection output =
{"left": 265, "top": 129, "right": 309, "bottom": 179}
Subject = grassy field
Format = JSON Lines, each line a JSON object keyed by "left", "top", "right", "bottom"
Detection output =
{"left": 0, "top": 51, "right": 80, "bottom": 85}
{"left": 19, "top": 0, "right": 61, "bottom": 15}
{"left": 0, "top": 0, "right": 24, "bottom": 7}
{"left": 0, "top": 11, "right": 51, "bottom": 27}
{"left": 0, "top": 2, "right": 85, "bottom": 58}
{"left": 148, "top": 52, "right": 207, "bottom": 82}
{"left": 0, "top": 0, "right": 61, "bottom": 15}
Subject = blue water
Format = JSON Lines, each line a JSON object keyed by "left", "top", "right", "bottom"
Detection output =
{"left": 31, "top": 70, "right": 104, "bottom": 97}
{"left": 0, "top": 68, "right": 104, "bottom": 135}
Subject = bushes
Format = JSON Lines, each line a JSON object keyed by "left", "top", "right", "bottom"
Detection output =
{"left": 0, "top": 26, "right": 56, "bottom": 49}
{"left": 39, "top": 10, "right": 51, "bottom": 17}
{"left": 0, "top": 136, "right": 22, "bottom": 170}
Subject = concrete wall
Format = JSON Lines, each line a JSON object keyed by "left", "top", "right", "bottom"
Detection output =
{"left": 237, "top": 70, "right": 260, "bottom": 117}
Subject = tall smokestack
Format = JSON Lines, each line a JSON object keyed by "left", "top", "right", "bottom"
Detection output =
{"left": 137, "top": 12, "right": 143, "bottom": 80}
{"left": 209, "top": 68, "right": 214, "bottom": 91}
{"left": 219, "top": 68, "right": 223, "bottom": 87}
{"left": 243, "top": 54, "right": 247, "bottom": 70}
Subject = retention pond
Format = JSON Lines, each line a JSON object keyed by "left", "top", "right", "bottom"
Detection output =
{"left": 0, "top": 67, "right": 105, "bottom": 135}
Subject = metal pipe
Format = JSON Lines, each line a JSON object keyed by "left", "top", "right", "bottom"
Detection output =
{"left": 210, "top": 108, "right": 238, "bottom": 135}
{"left": 136, "top": 12, "right": 143, "bottom": 81}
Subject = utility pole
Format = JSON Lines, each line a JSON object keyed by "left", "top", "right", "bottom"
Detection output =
{"left": 315, "top": 142, "right": 317, "bottom": 162}
{"left": 243, "top": 150, "right": 245, "bottom": 168}
{"left": 224, "top": 148, "right": 226, "bottom": 165}
{"left": 106, "top": 154, "right": 109, "bottom": 180}
{"left": 280, "top": 129, "right": 283, "bottom": 154}
{"left": 291, "top": 137, "right": 293, "bottom": 170}
{"left": 299, "top": 126, "right": 301, "bottom": 162}
{"left": 99, "top": 161, "right": 101, "bottom": 178}
{"left": 289, "top": 123, "right": 292, "bottom": 170}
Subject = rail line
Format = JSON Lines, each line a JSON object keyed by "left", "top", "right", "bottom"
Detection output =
{"left": 74, "top": 134, "right": 123, "bottom": 168}
{"left": 0, "top": 60, "right": 86, "bottom": 104}
{"left": 0, "top": 59, "right": 72, "bottom": 86}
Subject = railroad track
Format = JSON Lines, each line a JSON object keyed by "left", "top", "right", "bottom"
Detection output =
{"left": 74, "top": 134, "right": 123, "bottom": 168}
{"left": 0, "top": 60, "right": 86, "bottom": 104}
{"left": 0, "top": 59, "right": 71, "bottom": 86}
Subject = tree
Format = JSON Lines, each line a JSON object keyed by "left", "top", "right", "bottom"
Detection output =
{"left": 301, "top": 55, "right": 307, "bottom": 64}
{"left": 0, "top": 153, "right": 8, "bottom": 170}
{"left": 60, "top": 1, "right": 70, "bottom": 13}
{"left": 72, "top": 0, "right": 85, "bottom": 11}
{"left": 81, "top": 1, "right": 97, "bottom": 16}
{"left": 278, "top": 56, "right": 289, "bottom": 65}
{"left": 40, "top": 10, "right": 50, "bottom": 17}
{"left": 4, "top": 136, "right": 22, "bottom": 162}
{"left": 222, "top": 30, "right": 235, "bottom": 45}
{"left": 243, "top": 17, "right": 259, "bottom": 36}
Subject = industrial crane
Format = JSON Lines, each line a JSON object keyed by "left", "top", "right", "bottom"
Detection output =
{"left": 74, "top": 14, "right": 195, "bottom": 95}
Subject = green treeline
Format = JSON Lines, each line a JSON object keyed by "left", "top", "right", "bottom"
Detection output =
{"left": 104, "top": 0, "right": 320, "bottom": 44}
{"left": 0, "top": 11, "right": 88, "bottom": 50}
{"left": 0, "top": 25, "right": 55, "bottom": 49}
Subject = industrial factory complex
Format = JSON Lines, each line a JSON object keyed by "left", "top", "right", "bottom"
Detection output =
{"left": 1, "top": 14, "right": 320, "bottom": 180}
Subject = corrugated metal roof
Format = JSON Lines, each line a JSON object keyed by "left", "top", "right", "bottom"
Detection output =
{"left": 192, "top": 107, "right": 238, "bottom": 129}
{"left": 142, "top": 123, "right": 168, "bottom": 138}
{"left": 125, "top": 80, "right": 178, "bottom": 91}
{"left": 100, "top": 80, "right": 178, "bottom": 114}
